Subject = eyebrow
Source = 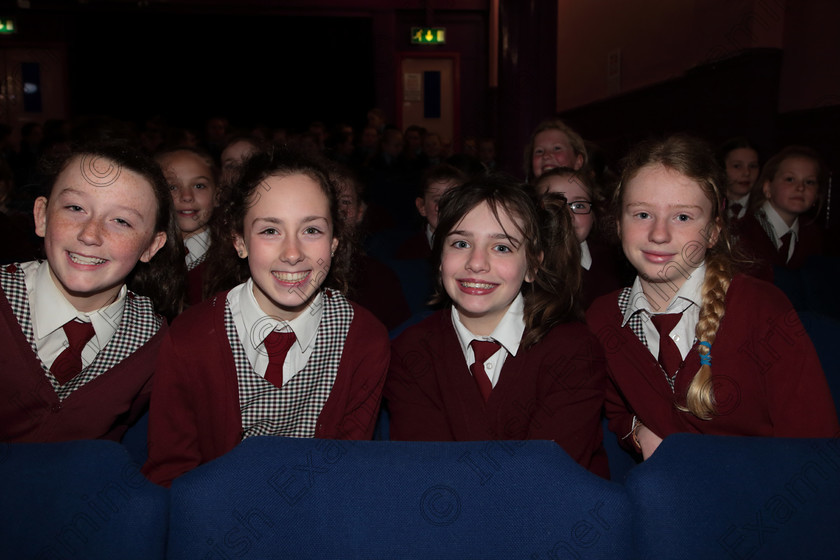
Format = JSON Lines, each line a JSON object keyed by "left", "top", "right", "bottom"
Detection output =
{"left": 55, "top": 188, "right": 145, "bottom": 221}
{"left": 448, "top": 229, "right": 522, "bottom": 244}
{"left": 250, "top": 215, "right": 329, "bottom": 226}
{"left": 625, "top": 202, "right": 704, "bottom": 210}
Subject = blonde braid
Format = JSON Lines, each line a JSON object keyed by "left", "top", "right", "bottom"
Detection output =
{"left": 678, "top": 252, "right": 731, "bottom": 419}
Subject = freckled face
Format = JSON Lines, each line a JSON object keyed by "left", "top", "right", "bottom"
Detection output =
{"left": 441, "top": 201, "right": 532, "bottom": 335}
{"left": 618, "top": 165, "right": 720, "bottom": 301}
{"left": 234, "top": 173, "right": 339, "bottom": 321}
{"left": 33, "top": 155, "right": 166, "bottom": 312}
{"left": 531, "top": 129, "right": 584, "bottom": 178}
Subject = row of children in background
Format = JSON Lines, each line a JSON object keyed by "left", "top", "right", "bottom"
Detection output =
{"left": 1, "top": 117, "right": 836, "bottom": 487}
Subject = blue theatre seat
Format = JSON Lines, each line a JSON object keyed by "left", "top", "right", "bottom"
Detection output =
{"left": 625, "top": 433, "right": 840, "bottom": 559}
{"left": 0, "top": 439, "right": 168, "bottom": 560}
{"left": 167, "top": 437, "right": 632, "bottom": 559}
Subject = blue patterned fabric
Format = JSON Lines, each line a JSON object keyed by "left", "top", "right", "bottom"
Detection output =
{"left": 0, "top": 440, "right": 168, "bottom": 560}
{"left": 625, "top": 433, "right": 840, "bottom": 559}
{"left": 168, "top": 437, "right": 632, "bottom": 559}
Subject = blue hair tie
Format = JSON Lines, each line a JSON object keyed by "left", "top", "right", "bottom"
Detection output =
{"left": 699, "top": 341, "right": 712, "bottom": 366}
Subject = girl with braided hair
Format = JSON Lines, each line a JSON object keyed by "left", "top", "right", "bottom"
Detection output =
{"left": 586, "top": 134, "right": 838, "bottom": 460}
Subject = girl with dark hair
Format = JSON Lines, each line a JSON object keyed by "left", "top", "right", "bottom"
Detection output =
{"left": 385, "top": 175, "right": 609, "bottom": 477}
{"left": 587, "top": 135, "right": 838, "bottom": 461}
{"left": 144, "top": 148, "right": 390, "bottom": 487}
{"left": 0, "top": 141, "right": 183, "bottom": 442}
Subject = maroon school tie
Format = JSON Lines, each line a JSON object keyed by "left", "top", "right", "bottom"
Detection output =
{"left": 263, "top": 331, "right": 296, "bottom": 389}
{"left": 778, "top": 231, "right": 793, "bottom": 263}
{"left": 728, "top": 202, "right": 743, "bottom": 218}
{"left": 52, "top": 320, "right": 96, "bottom": 385}
{"left": 650, "top": 313, "right": 683, "bottom": 377}
{"left": 470, "top": 339, "right": 501, "bottom": 402}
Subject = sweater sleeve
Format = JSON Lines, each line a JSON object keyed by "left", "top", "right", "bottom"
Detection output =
{"left": 525, "top": 327, "right": 610, "bottom": 477}
{"left": 142, "top": 328, "right": 204, "bottom": 487}
{"left": 385, "top": 318, "right": 457, "bottom": 442}
{"left": 317, "top": 304, "right": 390, "bottom": 440}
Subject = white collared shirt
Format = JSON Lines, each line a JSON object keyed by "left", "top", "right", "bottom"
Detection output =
{"left": 621, "top": 262, "right": 705, "bottom": 360}
{"left": 425, "top": 223, "right": 434, "bottom": 249}
{"left": 451, "top": 292, "right": 525, "bottom": 388}
{"left": 761, "top": 201, "right": 798, "bottom": 263}
{"left": 22, "top": 260, "right": 125, "bottom": 369}
{"left": 184, "top": 229, "right": 211, "bottom": 269}
{"left": 580, "top": 240, "right": 592, "bottom": 271}
{"left": 228, "top": 279, "right": 322, "bottom": 384}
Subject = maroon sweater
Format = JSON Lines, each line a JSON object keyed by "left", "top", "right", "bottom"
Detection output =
{"left": 734, "top": 213, "right": 825, "bottom": 281}
{"left": 143, "top": 290, "right": 390, "bottom": 487}
{"left": 385, "top": 309, "right": 610, "bottom": 478}
{"left": 586, "top": 274, "right": 839, "bottom": 452}
{"left": 0, "top": 273, "right": 165, "bottom": 443}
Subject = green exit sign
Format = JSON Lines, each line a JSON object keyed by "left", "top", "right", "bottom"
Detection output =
{"left": 0, "top": 18, "right": 16, "bottom": 34}
{"left": 411, "top": 27, "right": 446, "bottom": 45}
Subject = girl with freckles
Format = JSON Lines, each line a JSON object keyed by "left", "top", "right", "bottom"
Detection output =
{"left": 0, "top": 142, "right": 183, "bottom": 443}
{"left": 385, "top": 176, "right": 609, "bottom": 478}
{"left": 144, "top": 149, "right": 389, "bottom": 487}
{"left": 586, "top": 135, "right": 838, "bottom": 461}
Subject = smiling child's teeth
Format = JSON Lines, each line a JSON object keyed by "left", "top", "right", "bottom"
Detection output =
{"left": 461, "top": 281, "right": 494, "bottom": 289}
{"left": 273, "top": 271, "right": 308, "bottom": 282}
{"left": 70, "top": 253, "right": 105, "bottom": 265}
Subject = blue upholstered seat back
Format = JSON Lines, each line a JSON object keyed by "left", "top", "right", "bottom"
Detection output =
{"left": 168, "top": 437, "right": 632, "bottom": 559}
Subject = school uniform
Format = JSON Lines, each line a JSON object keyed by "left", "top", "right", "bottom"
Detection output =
{"left": 185, "top": 230, "right": 210, "bottom": 306}
{"left": 727, "top": 193, "right": 750, "bottom": 221}
{"left": 143, "top": 282, "right": 390, "bottom": 487}
{"left": 347, "top": 254, "right": 411, "bottom": 331}
{"left": 586, "top": 266, "right": 839, "bottom": 454}
{"left": 735, "top": 202, "right": 824, "bottom": 281}
{"left": 581, "top": 236, "right": 624, "bottom": 310}
{"left": 385, "top": 294, "right": 610, "bottom": 478}
{"left": 0, "top": 261, "right": 166, "bottom": 442}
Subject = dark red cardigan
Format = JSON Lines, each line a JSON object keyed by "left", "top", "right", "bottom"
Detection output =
{"left": 0, "top": 287, "right": 165, "bottom": 443}
{"left": 142, "top": 290, "right": 390, "bottom": 487}
{"left": 385, "top": 309, "right": 610, "bottom": 478}
{"left": 586, "top": 274, "right": 839, "bottom": 453}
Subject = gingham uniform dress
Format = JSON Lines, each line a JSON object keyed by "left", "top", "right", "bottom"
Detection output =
{"left": 0, "top": 262, "right": 163, "bottom": 401}
{"left": 227, "top": 288, "right": 354, "bottom": 439}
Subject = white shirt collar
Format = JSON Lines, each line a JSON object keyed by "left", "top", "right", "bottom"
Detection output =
{"left": 184, "top": 229, "right": 212, "bottom": 267}
{"left": 761, "top": 200, "right": 799, "bottom": 242}
{"left": 425, "top": 223, "right": 434, "bottom": 249}
{"left": 238, "top": 278, "right": 323, "bottom": 353}
{"left": 28, "top": 260, "right": 125, "bottom": 346}
{"left": 580, "top": 240, "right": 592, "bottom": 271}
{"left": 451, "top": 292, "right": 525, "bottom": 357}
{"left": 621, "top": 261, "right": 706, "bottom": 325}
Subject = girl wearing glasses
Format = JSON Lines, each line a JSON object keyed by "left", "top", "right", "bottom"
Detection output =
{"left": 535, "top": 167, "right": 624, "bottom": 308}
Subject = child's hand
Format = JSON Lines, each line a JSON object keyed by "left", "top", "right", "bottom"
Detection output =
{"left": 636, "top": 425, "right": 664, "bottom": 460}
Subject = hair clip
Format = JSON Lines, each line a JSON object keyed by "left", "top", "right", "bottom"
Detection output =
{"left": 698, "top": 341, "right": 712, "bottom": 366}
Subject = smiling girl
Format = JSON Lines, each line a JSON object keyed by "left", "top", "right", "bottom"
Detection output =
{"left": 144, "top": 149, "right": 389, "bottom": 487}
{"left": 0, "top": 142, "right": 182, "bottom": 442}
{"left": 385, "top": 176, "right": 609, "bottom": 477}
{"left": 586, "top": 135, "right": 838, "bottom": 461}
{"left": 156, "top": 146, "right": 219, "bottom": 306}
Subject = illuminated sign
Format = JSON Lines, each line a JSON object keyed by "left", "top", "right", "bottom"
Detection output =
{"left": 411, "top": 27, "right": 446, "bottom": 45}
{"left": 0, "top": 18, "right": 16, "bottom": 34}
